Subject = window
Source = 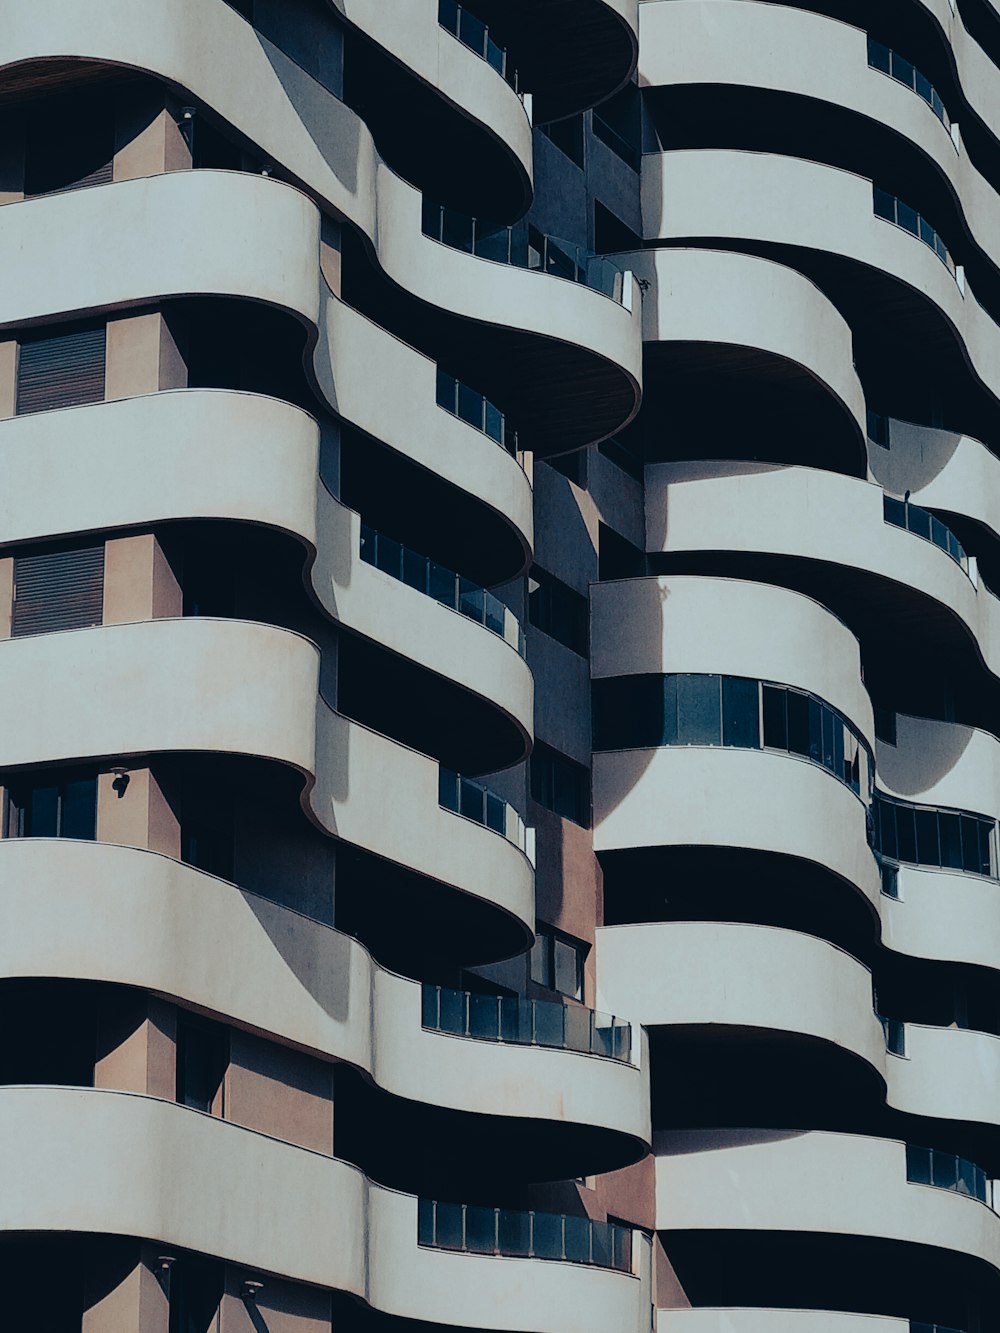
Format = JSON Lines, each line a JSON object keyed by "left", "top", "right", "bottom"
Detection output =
{"left": 530, "top": 925, "right": 586, "bottom": 1000}
{"left": 530, "top": 743, "right": 590, "bottom": 826}
{"left": 867, "top": 409, "right": 891, "bottom": 448}
{"left": 4, "top": 773, "right": 97, "bottom": 840}
{"left": 11, "top": 542, "right": 104, "bottom": 637}
{"left": 176, "top": 1015, "right": 228, "bottom": 1114}
{"left": 874, "top": 793, "right": 995, "bottom": 877}
{"left": 874, "top": 705, "right": 897, "bottom": 744}
{"left": 539, "top": 115, "right": 584, "bottom": 168}
{"left": 598, "top": 524, "right": 644, "bottom": 581}
{"left": 528, "top": 567, "right": 589, "bottom": 656}
{"left": 168, "top": 1256, "right": 224, "bottom": 1333}
{"left": 546, "top": 450, "right": 588, "bottom": 487}
{"left": 16, "top": 322, "right": 106, "bottom": 416}
{"left": 592, "top": 84, "right": 641, "bottom": 171}
{"left": 23, "top": 93, "right": 114, "bottom": 198}
{"left": 598, "top": 434, "right": 643, "bottom": 482}
{"left": 594, "top": 200, "right": 642, "bottom": 255}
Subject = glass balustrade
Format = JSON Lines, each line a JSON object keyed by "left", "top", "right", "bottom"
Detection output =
{"left": 912, "top": 1324, "right": 967, "bottom": 1333}
{"left": 907, "top": 1144, "right": 991, "bottom": 1204}
{"left": 439, "top": 767, "right": 527, "bottom": 851}
{"left": 868, "top": 39, "right": 950, "bottom": 129}
{"left": 422, "top": 984, "right": 632, "bottom": 1062}
{"left": 883, "top": 495, "right": 969, "bottom": 571}
{"left": 878, "top": 1012, "right": 907, "bottom": 1055}
{"left": 360, "top": 524, "right": 524, "bottom": 656}
{"left": 436, "top": 368, "right": 518, "bottom": 456}
{"left": 418, "top": 1198, "right": 633, "bottom": 1271}
{"left": 438, "top": 0, "right": 519, "bottom": 93}
{"left": 421, "top": 199, "right": 627, "bottom": 302}
{"left": 874, "top": 187, "right": 956, "bottom": 274}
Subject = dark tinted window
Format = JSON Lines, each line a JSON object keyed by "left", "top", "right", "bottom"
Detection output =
{"left": 5, "top": 773, "right": 97, "bottom": 840}
{"left": 529, "top": 567, "right": 589, "bottom": 656}
{"left": 676, "top": 674, "right": 721, "bottom": 745}
{"left": 722, "top": 676, "right": 759, "bottom": 748}
{"left": 530, "top": 744, "right": 590, "bottom": 826}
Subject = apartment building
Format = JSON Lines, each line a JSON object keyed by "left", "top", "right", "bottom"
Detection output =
{"left": 0, "top": 0, "right": 996, "bottom": 1331}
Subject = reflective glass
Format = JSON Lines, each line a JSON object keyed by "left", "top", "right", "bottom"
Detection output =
{"left": 438, "top": 767, "right": 459, "bottom": 811}
{"left": 530, "top": 933, "right": 550, "bottom": 987}
{"left": 459, "top": 777, "right": 485, "bottom": 822}
{"left": 486, "top": 35, "right": 504, "bottom": 74}
{"left": 960, "top": 815, "right": 981, "bottom": 873}
{"left": 459, "top": 579, "right": 486, "bottom": 624}
{"left": 422, "top": 985, "right": 439, "bottom": 1028}
{"left": 883, "top": 495, "right": 906, "bottom": 527}
{"left": 442, "top": 208, "right": 474, "bottom": 252}
{"left": 438, "top": 0, "right": 460, "bottom": 35}
{"left": 919, "top": 217, "right": 936, "bottom": 248}
{"left": 438, "top": 987, "right": 466, "bottom": 1035}
{"left": 402, "top": 546, "right": 426, "bottom": 592}
{"left": 485, "top": 792, "right": 506, "bottom": 834}
{"left": 458, "top": 381, "right": 483, "bottom": 429}
{"left": 465, "top": 1205, "right": 497, "bottom": 1253}
{"left": 25, "top": 785, "right": 59, "bottom": 837}
{"left": 939, "top": 811, "right": 962, "bottom": 869}
{"left": 676, "top": 674, "right": 722, "bottom": 745}
{"left": 499, "top": 995, "right": 523, "bottom": 1042}
{"left": 534, "top": 998, "right": 565, "bottom": 1047}
{"left": 930, "top": 515, "right": 949, "bottom": 552}
{"left": 498, "top": 1208, "right": 531, "bottom": 1255}
{"left": 375, "top": 534, "right": 402, "bottom": 579}
{"left": 915, "top": 70, "right": 933, "bottom": 104}
{"left": 484, "top": 594, "right": 505, "bottom": 638}
{"left": 833, "top": 721, "right": 845, "bottom": 789}
{"left": 897, "top": 200, "right": 919, "bottom": 234}
{"left": 612, "top": 1226, "right": 632, "bottom": 1272}
{"left": 958, "top": 1156, "right": 977, "bottom": 1197}
{"left": 592, "top": 1017, "right": 615, "bottom": 1058}
{"left": 475, "top": 222, "right": 511, "bottom": 264}
{"left": 484, "top": 399, "right": 503, "bottom": 442}
{"left": 422, "top": 195, "right": 442, "bottom": 237}
{"left": 428, "top": 561, "right": 456, "bottom": 607}
{"left": 762, "top": 684, "right": 787, "bottom": 748}
{"left": 932, "top": 90, "right": 945, "bottom": 122}
{"left": 874, "top": 187, "right": 896, "bottom": 221}
{"left": 978, "top": 818, "right": 994, "bottom": 876}
{"left": 591, "top": 1221, "right": 614, "bottom": 1268}
{"left": 915, "top": 807, "right": 939, "bottom": 865}
{"left": 890, "top": 51, "right": 915, "bottom": 86}
{"left": 419, "top": 1197, "right": 435, "bottom": 1245}
{"left": 554, "top": 937, "right": 583, "bottom": 998}
{"left": 435, "top": 1201, "right": 465, "bottom": 1249}
{"left": 807, "top": 698, "right": 823, "bottom": 762}
{"left": 722, "top": 676, "right": 760, "bottom": 748}
{"left": 469, "top": 992, "right": 500, "bottom": 1039}
{"left": 908, "top": 505, "right": 932, "bottom": 540}
{"left": 546, "top": 235, "right": 579, "bottom": 283}
{"left": 564, "top": 1215, "right": 592, "bottom": 1263}
{"left": 458, "top": 8, "right": 487, "bottom": 57}
{"left": 564, "top": 1004, "right": 592, "bottom": 1054}
{"left": 661, "top": 675, "right": 679, "bottom": 746}
{"left": 436, "top": 367, "right": 457, "bottom": 412}
{"left": 532, "top": 1212, "right": 564, "bottom": 1260}
{"left": 907, "top": 1144, "right": 932, "bottom": 1183}
{"left": 931, "top": 1152, "right": 958, "bottom": 1190}
{"left": 786, "top": 690, "right": 810, "bottom": 757}
{"left": 613, "top": 1024, "right": 631, "bottom": 1062}
{"left": 868, "top": 39, "right": 891, "bottom": 73}
{"left": 61, "top": 778, "right": 96, "bottom": 839}
{"left": 896, "top": 804, "right": 917, "bottom": 862}
{"left": 821, "top": 707, "right": 836, "bottom": 772}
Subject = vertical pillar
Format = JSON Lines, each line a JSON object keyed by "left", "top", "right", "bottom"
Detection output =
{"left": 0, "top": 108, "right": 25, "bottom": 205}
{"left": 94, "top": 994, "right": 177, "bottom": 1101}
{"left": 0, "top": 338, "right": 17, "bottom": 418}
{"left": 114, "top": 88, "right": 192, "bottom": 182}
{"left": 82, "top": 1244, "right": 170, "bottom": 1333}
{"left": 105, "top": 311, "right": 187, "bottom": 402}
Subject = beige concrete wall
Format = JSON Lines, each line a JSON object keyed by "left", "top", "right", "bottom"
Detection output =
{"left": 83, "top": 1244, "right": 169, "bottom": 1333}
{"left": 114, "top": 88, "right": 191, "bottom": 181}
{"left": 220, "top": 1269, "right": 331, "bottom": 1333}
{"left": 96, "top": 766, "right": 181, "bottom": 858}
{"left": 105, "top": 311, "right": 187, "bottom": 401}
{"left": 0, "top": 556, "right": 11, "bottom": 639}
{"left": 226, "top": 1030, "right": 334, "bottom": 1155}
{"left": 103, "top": 533, "right": 182, "bottom": 625}
{"left": 0, "top": 338, "right": 15, "bottom": 418}
{"left": 94, "top": 995, "right": 176, "bottom": 1102}
{"left": 0, "top": 109, "right": 24, "bottom": 206}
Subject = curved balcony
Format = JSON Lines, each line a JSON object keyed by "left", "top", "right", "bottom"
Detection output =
{"left": 882, "top": 495, "right": 969, "bottom": 571}
{"left": 0, "top": 838, "right": 650, "bottom": 1159}
{"left": 623, "top": 247, "right": 866, "bottom": 473}
{"left": 906, "top": 1143, "right": 992, "bottom": 1204}
{"left": 0, "top": 10, "right": 641, "bottom": 457}
{"left": 422, "top": 985, "right": 632, "bottom": 1062}
{"left": 421, "top": 200, "right": 629, "bottom": 303}
{"left": 437, "top": 1, "right": 519, "bottom": 93}
{"left": 867, "top": 39, "right": 951, "bottom": 129}
{"left": 0, "top": 1085, "right": 651, "bottom": 1333}
{"left": 418, "top": 1198, "right": 634, "bottom": 1272}
{"left": 873, "top": 792, "right": 998, "bottom": 880}
{"left": 436, "top": 367, "right": 520, "bottom": 459}
{"left": 438, "top": 768, "right": 529, "bottom": 853}
{"left": 873, "top": 187, "right": 956, "bottom": 275}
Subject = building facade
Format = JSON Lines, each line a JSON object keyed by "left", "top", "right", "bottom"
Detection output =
{"left": 0, "top": 1, "right": 995, "bottom": 1331}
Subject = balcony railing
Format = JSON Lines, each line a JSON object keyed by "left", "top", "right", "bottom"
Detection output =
{"left": 868, "top": 39, "right": 950, "bottom": 129}
{"left": 436, "top": 368, "right": 518, "bottom": 456}
{"left": 360, "top": 525, "right": 524, "bottom": 656}
{"left": 878, "top": 1012, "right": 906, "bottom": 1055}
{"left": 421, "top": 200, "right": 627, "bottom": 302}
{"left": 439, "top": 767, "right": 527, "bottom": 851}
{"left": 422, "top": 984, "right": 632, "bottom": 1063}
{"left": 872, "top": 792, "right": 997, "bottom": 879}
{"left": 418, "top": 1198, "right": 633, "bottom": 1271}
{"left": 874, "top": 187, "right": 956, "bottom": 275}
{"left": 438, "top": 0, "right": 519, "bottom": 93}
{"left": 907, "top": 1144, "right": 992, "bottom": 1205}
{"left": 912, "top": 1324, "right": 967, "bottom": 1333}
{"left": 883, "top": 495, "right": 969, "bottom": 571}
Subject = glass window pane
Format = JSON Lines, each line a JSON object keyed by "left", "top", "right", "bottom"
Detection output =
{"left": 438, "top": 0, "right": 460, "bottom": 35}
{"left": 468, "top": 992, "right": 500, "bottom": 1040}
{"left": 908, "top": 505, "right": 932, "bottom": 540}
{"left": 475, "top": 222, "right": 511, "bottom": 264}
{"left": 436, "top": 367, "right": 456, "bottom": 411}
{"left": 930, "top": 515, "right": 948, "bottom": 552}
{"left": 874, "top": 187, "right": 896, "bottom": 221}
{"left": 676, "top": 674, "right": 722, "bottom": 746}
{"left": 438, "top": 766, "right": 459, "bottom": 811}
{"left": 721, "top": 676, "right": 760, "bottom": 748}
{"left": 960, "top": 815, "right": 981, "bottom": 873}
{"left": 419, "top": 1197, "right": 435, "bottom": 1245}
{"left": 939, "top": 811, "right": 962, "bottom": 869}
{"left": 465, "top": 1205, "right": 497, "bottom": 1253}
{"left": 498, "top": 1209, "right": 531, "bottom": 1255}
{"left": 459, "top": 579, "right": 485, "bottom": 624}
{"left": 883, "top": 495, "right": 906, "bottom": 528}
{"left": 979, "top": 819, "right": 995, "bottom": 876}
{"left": 897, "top": 201, "right": 919, "bottom": 235}
{"left": 807, "top": 698, "right": 823, "bottom": 763}
{"left": 438, "top": 987, "right": 466, "bottom": 1035}
{"left": 436, "top": 1201, "right": 465, "bottom": 1249}
{"left": 906, "top": 1144, "right": 932, "bottom": 1184}
{"left": 442, "top": 207, "right": 474, "bottom": 252}
{"left": 879, "top": 799, "right": 899, "bottom": 860}
{"left": 591, "top": 1221, "right": 614, "bottom": 1268}
{"left": 532, "top": 1213, "right": 564, "bottom": 1260}
{"left": 822, "top": 707, "right": 836, "bottom": 772}
{"left": 486, "top": 35, "right": 504, "bottom": 74}
{"left": 499, "top": 996, "right": 522, "bottom": 1043}
{"left": 564, "top": 1215, "right": 591, "bottom": 1263}
{"left": 958, "top": 1156, "right": 977, "bottom": 1197}
{"left": 534, "top": 998, "right": 565, "bottom": 1047}
{"left": 428, "top": 561, "right": 456, "bottom": 608}
{"left": 564, "top": 1004, "right": 592, "bottom": 1054}
{"left": 484, "top": 399, "right": 503, "bottom": 442}
{"left": 786, "top": 691, "right": 810, "bottom": 757}
{"left": 932, "top": 89, "right": 945, "bottom": 121}
{"left": 485, "top": 792, "right": 505, "bottom": 834}
{"left": 458, "top": 8, "right": 487, "bottom": 56}
{"left": 60, "top": 777, "right": 96, "bottom": 839}
{"left": 459, "top": 777, "right": 485, "bottom": 823}
{"left": 457, "top": 381, "right": 483, "bottom": 429}
{"left": 931, "top": 1152, "right": 958, "bottom": 1190}
{"left": 915, "top": 70, "right": 933, "bottom": 103}
{"left": 375, "top": 534, "right": 402, "bottom": 579}
{"left": 762, "top": 685, "right": 787, "bottom": 749}
{"left": 613, "top": 1225, "right": 632, "bottom": 1272}
{"left": 896, "top": 804, "right": 917, "bottom": 862}
{"left": 422, "top": 985, "right": 439, "bottom": 1028}
{"left": 868, "top": 39, "right": 891, "bottom": 73}
{"left": 402, "top": 546, "right": 426, "bottom": 592}
{"left": 530, "top": 933, "right": 550, "bottom": 987}
{"left": 661, "top": 675, "right": 678, "bottom": 746}
{"left": 890, "top": 51, "right": 915, "bottom": 86}
{"left": 553, "top": 937, "right": 583, "bottom": 998}
{"left": 25, "top": 785, "right": 59, "bottom": 837}
{"left": 915, "top": 808, "right": 940, "bottom": 866}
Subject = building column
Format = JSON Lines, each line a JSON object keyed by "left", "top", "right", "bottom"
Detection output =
{"left": 114, "top": 88, "right": 192, "bottom": 182}
{"left": 105, "top": 310, "right": 187, "bottom": 401}
{"left": 83, "top": 1244, "right": 171, "bottom": 1333}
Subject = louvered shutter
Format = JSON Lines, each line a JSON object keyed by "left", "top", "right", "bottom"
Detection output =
{"left": 15, "top": 325, "right": 106, "bottom": 416}
{"left": 11, "top": 545, "right": 105, "bottom": 637}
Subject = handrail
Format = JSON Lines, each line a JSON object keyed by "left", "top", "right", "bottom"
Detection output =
{"left": 360, "top": 524, "right": 525, "bottom": 656}
{"left": 873, "top": 186, "right": 956, "bottom": 275}
{"left": 418, "top": 1198, "right": 634, "bottom": 1271}
{"left": 867, "top": 38, "right": 950, "bottom": 129}
{"left": 906, "top": 1143, "right": 992, "bottom": 1205}
{"left": 438, "top": 0, "right": 519, "bottom": 94}
{"left": 438, "top": 767, "right": 527, "bottom": 851}
{"left": 422, "top": 984, "right": 632, "bottom": 1063}
{"left": 421, "top": 199, "right": 628, "bottom": 302}
{"left": 436, "top": 367, "right": 518, "bottom": 457}
{"left": 882, "top": 494, "right": 969, "bottom": 572}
